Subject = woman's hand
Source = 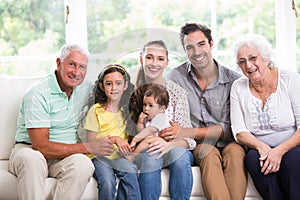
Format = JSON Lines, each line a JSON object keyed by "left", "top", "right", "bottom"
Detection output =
{"left": 260, "top": 128, "right": 300, "bottom": 175}
{"left": 145, "top": 136, "right": 177, "bottom": 159}
{"left": 257, "top": 143, "right": 271, "bottom": 168}
{"left": 159, "top": 121, "right": 180, "bottom": 141}
{"left": 259, "top": 147, "right": 284, "bottom": 175}
{"left": 257, "top": 143, "right": 284, "bottom": 175}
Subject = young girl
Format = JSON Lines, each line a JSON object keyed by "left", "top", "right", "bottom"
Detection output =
{"left": 83, "top": 64, "right": 141, "bottom": 200}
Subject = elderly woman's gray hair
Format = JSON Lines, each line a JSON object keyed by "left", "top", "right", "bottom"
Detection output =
{"left": 233, "top": 34, "right": 275, "bottom": 68}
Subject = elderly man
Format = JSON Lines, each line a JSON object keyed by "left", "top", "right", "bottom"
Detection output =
{"left": 8, "top": 44, "right": 114, "bottom": 200}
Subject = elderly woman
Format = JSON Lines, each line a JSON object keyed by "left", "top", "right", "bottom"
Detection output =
{"left": 230, "top": 34, "right": 300, "bottom": 200}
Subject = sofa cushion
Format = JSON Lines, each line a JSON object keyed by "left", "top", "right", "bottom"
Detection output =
{"left": 0, "top": 160, "right": 18, "bottom": 199}
{"left": 0, "top": 75, "right": 42, "bottom": 160}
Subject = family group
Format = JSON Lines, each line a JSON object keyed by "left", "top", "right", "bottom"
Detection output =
{"left": 9, "top": 22, "right": 300, "bottom": 200}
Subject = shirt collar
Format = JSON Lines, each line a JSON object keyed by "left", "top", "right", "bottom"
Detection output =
{"left": 187, "top": 59, "right": 231, "bottom": 85}
{"left": 216, "top": 60, "right": 231, "bottom": 84}
{"left": 48, "top": 71, "right": 78, "bottom": 96}
{"left": 48, "top": 71, "right": 62, "bottom": 94}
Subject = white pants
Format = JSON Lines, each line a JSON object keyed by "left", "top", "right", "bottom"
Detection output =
{"left": 8, "top": 143, "right": 95, "bottom": 200}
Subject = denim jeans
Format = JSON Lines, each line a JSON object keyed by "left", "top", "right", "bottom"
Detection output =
{"left": 92, "top": 157, "right": 141, "bottom": 200}
{"left": 135, "top": 147, "right": 194, "bottom": 200}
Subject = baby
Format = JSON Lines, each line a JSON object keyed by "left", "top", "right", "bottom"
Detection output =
{"left": 130, "top": 83, "right": 170, "bottom": 158}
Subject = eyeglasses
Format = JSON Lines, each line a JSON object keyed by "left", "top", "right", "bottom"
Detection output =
{"left": 237, "top": 55, "right": 259, "bottom": 67}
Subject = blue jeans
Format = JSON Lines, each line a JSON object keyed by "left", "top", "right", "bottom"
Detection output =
{"left": 135, "top": 147, "right": 194, "bottom": 200}
{"left": 92, "top": 157, "right": 141, "bottom": 200}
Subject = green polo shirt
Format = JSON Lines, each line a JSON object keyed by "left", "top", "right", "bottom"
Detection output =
{"left": 15, "top": 72, "right": 92, "bottom": 144}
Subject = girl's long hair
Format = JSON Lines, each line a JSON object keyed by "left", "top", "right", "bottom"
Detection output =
{"left": 84, "top": 64, "right": 136, "bottom": 136}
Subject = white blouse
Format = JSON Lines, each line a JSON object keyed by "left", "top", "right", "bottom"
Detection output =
{"left": 230, "top": 69, "right": 300, "bottom": 147}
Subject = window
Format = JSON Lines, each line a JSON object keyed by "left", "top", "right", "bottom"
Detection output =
{"left": 0, "top": 0, "right": 64, "bottom": 76}
{"left": 86, "top": 0, "right": 277, "bottom": 75}
{"left": 0, "top": 0, "right": 299, "bottom": 78}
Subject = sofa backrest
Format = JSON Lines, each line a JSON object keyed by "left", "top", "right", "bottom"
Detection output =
{"left": 0, "top": 75, "right": 42, "bottom": 160}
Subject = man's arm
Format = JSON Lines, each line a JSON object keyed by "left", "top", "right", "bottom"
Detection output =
{"left": 160, "top": 122, "right": 224, "bottom": 141}
{"left": 28, "top": 128, "right": 114, "bottom": 160}
{"left": 185, "top": 124, "right": 224, "bottom": 140}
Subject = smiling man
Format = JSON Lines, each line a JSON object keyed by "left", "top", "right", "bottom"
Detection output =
{"left": 166, "top": 23, "right": 247, "bottom": 200}
{"left": 8, "top": 44, "right": 114, "bottom": 200}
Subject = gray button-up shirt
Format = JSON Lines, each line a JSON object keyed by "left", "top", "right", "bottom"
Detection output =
{"left": 167, "top": 60, "right": 241, "bottom": 147}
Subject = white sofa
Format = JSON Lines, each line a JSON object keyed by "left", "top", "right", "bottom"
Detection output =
{"left": 0, "top": 75, "right": 262, "bottom": 200}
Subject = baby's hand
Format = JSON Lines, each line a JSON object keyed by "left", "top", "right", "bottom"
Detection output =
{"left": 138, "top": 112, "right": 148, "bottom": 124}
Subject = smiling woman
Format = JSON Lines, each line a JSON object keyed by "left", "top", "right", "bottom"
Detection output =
{"left": 231, "top": 33, "right": 300, "bottom": 200}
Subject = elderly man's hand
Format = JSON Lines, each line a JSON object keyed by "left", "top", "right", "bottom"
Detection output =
{"left": 86, "top": 137, "right": 114, "bottom": 156}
